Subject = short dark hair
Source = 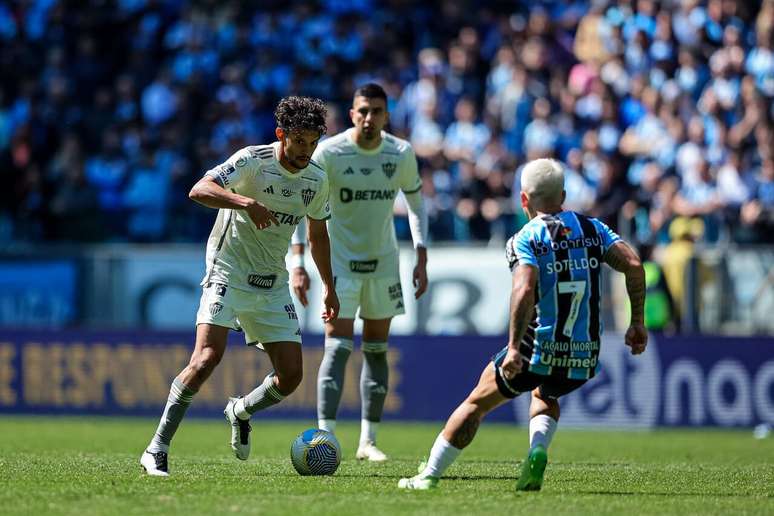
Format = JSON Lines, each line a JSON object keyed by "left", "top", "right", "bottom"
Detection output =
{"left": 353, "top": 82, "right": 388, "bottom": 104}
{"left": 274, "top": 96, "right": 327, "bottom": 135}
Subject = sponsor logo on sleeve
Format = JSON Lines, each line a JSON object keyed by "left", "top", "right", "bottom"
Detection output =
{"left": 382, "top": 162, "right": 397, "bottom": 179}
{"left": 247, "top": 274, "right": 277, "bottom": 289}
{"left": 235, "top": 157, "right": 247, "bottom": 167}
{"left": 217, "top": 164, "right": 236, "bottom": 186}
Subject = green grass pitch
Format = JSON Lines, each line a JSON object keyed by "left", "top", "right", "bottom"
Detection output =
{"left": 1, "top": 416, "right": 772, "bottom": 515}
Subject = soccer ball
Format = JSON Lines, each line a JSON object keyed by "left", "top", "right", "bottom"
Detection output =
{"left": 290, "top": 428, "right": 342, "bottom": 476}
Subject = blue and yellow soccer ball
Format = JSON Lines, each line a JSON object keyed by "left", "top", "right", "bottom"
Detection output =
{"left": 290, "top": 428, "right": 342, "bottom": 476}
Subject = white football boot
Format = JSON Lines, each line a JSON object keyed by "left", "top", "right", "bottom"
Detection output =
{"left": 397, "top": 474, "right": 439, "bottom": 490}
{"left": 355, "top": 440, "right": 388, "bottom": 462}
{"left": 224, "top": 397, "right": 251, "bottom": 460}
{"left": 140, "top": 450, "right": 169, "bottom": 477}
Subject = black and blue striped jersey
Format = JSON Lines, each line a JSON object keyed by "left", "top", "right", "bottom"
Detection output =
{"left": 506, "top": 211, "right": 621, "bottom": 379}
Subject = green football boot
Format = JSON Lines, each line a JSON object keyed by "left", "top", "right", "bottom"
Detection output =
{"left": 515, "top": 444, "right": 548, "bottom": 491}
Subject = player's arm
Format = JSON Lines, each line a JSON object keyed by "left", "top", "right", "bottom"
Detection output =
{"left": 501, "top": 264, "right": 538, "bottom": 380}
{"left": 604, "top": 240, "right": 648, "bottom": 355}
{"left": 290, "top": 219, "right": 309, "bottom": 306}
{"left": 400, "top": 146, "right": 429, "bottom": 299}
{"left": 307, "top": 217, "right": 339, "bottom": 323}
{"left": 403, "top": 190, "right": 429, "bottom": 299}
{"left": 189, "top": 158, "right": 279, "bottom": 230}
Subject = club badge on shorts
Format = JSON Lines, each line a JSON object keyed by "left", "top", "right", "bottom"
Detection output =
{"left": 209, "top": 302, "right": 223, "bottom": 317}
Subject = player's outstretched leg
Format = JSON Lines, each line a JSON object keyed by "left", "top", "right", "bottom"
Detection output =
{"left": 225, "top": 341, "right": 302, "bottom": 460}
{"left": 516, "top": 389, "right": 559, "bottom": 491}
{"left": 141, "top": 323, "right": 226, "bottom": 476}
{"left": 141, "top": 378, "right": 196, "bottom": 476}
{"left": 399, "top": 364, "right": 508, "bottom": 489}
{"left": 356, "top": 340, "right": 389, "bottom": 462}
{"left": 316, "top": 337, "right": 353, "bottom": 433}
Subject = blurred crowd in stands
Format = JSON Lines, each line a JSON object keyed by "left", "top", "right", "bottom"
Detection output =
{"left": 1, "top": 0, "right": 773, "bottom": 253}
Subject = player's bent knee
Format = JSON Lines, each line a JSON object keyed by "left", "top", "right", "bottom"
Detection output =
{"left": 189, "top": 348, "right": 222, "bottom": 378}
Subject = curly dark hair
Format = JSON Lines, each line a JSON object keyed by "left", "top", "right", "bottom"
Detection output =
{"left": 274, "top": 96, "right": 327, "bottom": 136}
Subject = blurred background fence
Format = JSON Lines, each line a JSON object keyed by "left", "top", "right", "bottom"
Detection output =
{"left": 1, "top": 245, "right": 772, "bottom": 335}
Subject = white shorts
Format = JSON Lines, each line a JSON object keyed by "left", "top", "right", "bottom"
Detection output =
{"left": 336, "top": 274, "right": 406, "bottom": 320}
{"left": 195, "top": 282, "right": 301, "bottom": 348}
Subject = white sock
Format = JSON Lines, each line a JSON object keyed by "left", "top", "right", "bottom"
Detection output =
{"left": 234, "top": 398, "right": 250, "bottom": 420}
{"left": 146, "top": 443, "right": 169, "bottom": 454}
{"left": 529, "top": 414, "right": 558, "bottom": 451}
{"left": 421, "top": 433, "right": 461, "bottom": 478}
{"left": 360, "top": 419, "right": 378, "bottom": 444}
{"left": 319, "top": 419, "right": 336, "bottom": 433}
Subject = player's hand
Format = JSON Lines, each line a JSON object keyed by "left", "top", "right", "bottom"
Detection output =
{"left": 500, "top": 346, "right": 524, "bottom": 380}
{"left": 413, "top": 262, "right": 428, "bottom": 299}
{"left": 291, "top": 267, "right": 311, "bottom": 307}
{"left": 321, "top": 287, "right": 339, "bottom": 323}
{"left": 245, "top": 201, "right": 279, "bottom": 230}
{"left": 625, "top": 323, "right": 648, "bottom": 355}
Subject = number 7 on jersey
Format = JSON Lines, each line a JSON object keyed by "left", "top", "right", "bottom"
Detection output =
{"left": 557, "top": 280, "right": 587, "bottom": 338}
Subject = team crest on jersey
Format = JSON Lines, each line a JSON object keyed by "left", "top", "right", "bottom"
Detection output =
{"left": 360, "top": 167, "right": 373, "bottom": 176}
{"left": 382, "top": 162, "right": 397, "bottom": 179}
{"left": 301, "top": 187, "right": 316, "bottom": 206}
{"left": 209, "top": 302, "right": 223, "bottom": 317}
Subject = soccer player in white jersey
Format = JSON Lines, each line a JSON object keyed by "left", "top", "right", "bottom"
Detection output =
{"left": 291, "top": 83, "right": 429, "bottom": 462}
{"left": 140, "top": 96, "right": 339, "bottom": 476}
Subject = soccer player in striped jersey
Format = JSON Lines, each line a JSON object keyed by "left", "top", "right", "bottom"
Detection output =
{"left": 291, "top": 83, "right": 429, "bottom": 462}
{"left": 398, "top": 158, "right": 647, "bottom": 490}
{"left": 140, "top": 96, "right": 339, "bottom": 476}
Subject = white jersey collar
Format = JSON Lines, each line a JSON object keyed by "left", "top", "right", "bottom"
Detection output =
{"left": 346, "top": 128, "right": 384, "bottom": 156}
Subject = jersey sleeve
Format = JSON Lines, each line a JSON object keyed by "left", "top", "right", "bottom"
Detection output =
{"left": 593, "top": 218, "right": 622, "bottom": 252}
{"left": 398, "top": 145, "right": 422, "bottom": 194}
{"left": 204, "top": 147, "right": 259, "bottom": 190}
{"left": 505, "top": 229, "right": 539, "bottom": 271}
{"left": 307, "top": 175, "right": 331, "bottom": 220}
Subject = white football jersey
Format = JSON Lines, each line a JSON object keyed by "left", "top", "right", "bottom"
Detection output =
{"left": 202, "top": 142, "right": 330, "bottom": 291}
{"left": 314, "top": 128, "right": 421, "bottom": 278}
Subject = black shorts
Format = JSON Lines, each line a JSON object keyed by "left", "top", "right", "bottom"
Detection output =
{"left": 492, "top": 346, "right": 587, "bottom": 400}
